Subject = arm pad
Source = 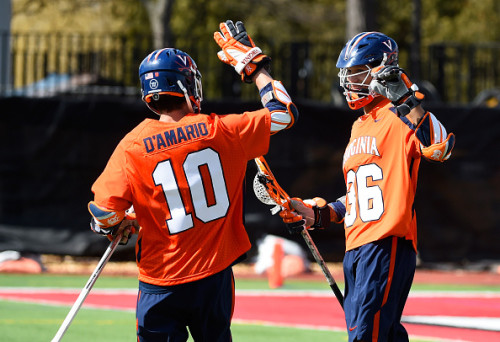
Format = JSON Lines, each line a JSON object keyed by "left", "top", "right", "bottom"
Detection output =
{"left": 259, "top": 81, "right": 299, "bottom": 133}
{"left": 330, "top": 196, "right": 346, "bottom": 224}
{"left": 415, "top": 112, "right": 455, "bottom": 162}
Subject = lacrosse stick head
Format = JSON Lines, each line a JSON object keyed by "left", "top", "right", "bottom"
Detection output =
{"left": 253, "top": 173, "right": 276, "bottom": 206}
{"left": 253, "top": 173, "right": 284, "bottom": 215}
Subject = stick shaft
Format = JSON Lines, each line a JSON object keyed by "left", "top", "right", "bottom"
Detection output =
{"left": 301, "top": 229, "right": 344, "bottom": 309}
{"left": 253, "top": 156, "right": 344, "bottom": 308}
{"left": 51, "top": 234, "right": 122, "bottom": 342}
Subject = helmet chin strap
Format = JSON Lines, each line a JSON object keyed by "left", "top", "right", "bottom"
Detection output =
{"left": 177, "top": 80, "right": 195, "bottom": 113}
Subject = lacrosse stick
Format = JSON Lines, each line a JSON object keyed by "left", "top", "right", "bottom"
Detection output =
{"left": 51, "top": 232, "right": 123, "bottom": 342}
{"left": 253, "top": 156, "right": 344, "bottom": 309}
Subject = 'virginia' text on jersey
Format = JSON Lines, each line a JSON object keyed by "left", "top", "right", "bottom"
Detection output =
{"left": 343, "top": 135, "right": 380, "bottom": 165}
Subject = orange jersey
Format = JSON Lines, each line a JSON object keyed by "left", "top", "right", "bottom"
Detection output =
{"left": 91, "top": 109, "right": 271, "bottom": 285}
{"left": 342, "top": 99, "right": 421, "bottom": 251}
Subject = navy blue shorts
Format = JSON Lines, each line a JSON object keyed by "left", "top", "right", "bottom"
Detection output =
{"left": 343, "top": 236, "right": 416, "bottom": 342}
{"left": 136, "top": 267, "right": 235, "bottom": 342}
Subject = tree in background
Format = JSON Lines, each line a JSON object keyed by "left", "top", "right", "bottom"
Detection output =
{"left": 140, "top": 0, "right": 175, "bottom": 49}
{"left": 346, "top": 0, "right": 377, "bottom": 39}
{"left": 8, "top": 0, "right": 500, "bottom": 102}
{"left": 11, "top": 0, "right": 500, "bottom": 48}
{"left": 11, "top": 0, "right": 149, "bottom": 35}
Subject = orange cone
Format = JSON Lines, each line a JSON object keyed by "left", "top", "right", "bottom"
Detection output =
{"left": 268, "top": 239, "right": 284, "bottom": 288}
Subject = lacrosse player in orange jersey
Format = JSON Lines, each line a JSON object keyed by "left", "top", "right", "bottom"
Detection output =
{"left": 280, "top": 32, "right": 454, "bottom": 342}
{"left": 88, "top": 20, "right": 298, "bottom": 342}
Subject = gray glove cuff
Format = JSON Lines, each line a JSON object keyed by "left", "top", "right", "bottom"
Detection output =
{"left": 396, "top": 92, "right": 422, "bottom": 116}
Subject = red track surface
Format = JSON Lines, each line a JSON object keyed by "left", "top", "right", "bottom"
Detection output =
{"left": 1, "top": 288, "right": 500, "bottom": 342}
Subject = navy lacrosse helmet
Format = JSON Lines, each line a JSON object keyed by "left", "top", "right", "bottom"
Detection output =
{"left": 139, "top": 48, "right": 202, "bottom": 114}
{"left": 336, "top": 32, "right": 398, "bottom": 110}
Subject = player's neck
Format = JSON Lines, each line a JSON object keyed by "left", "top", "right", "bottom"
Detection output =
{"left": 159, "top": 105, "right": 191, "bottom": 123}
{"left": 363, "top": 96, "right": 386, "bottom": 114}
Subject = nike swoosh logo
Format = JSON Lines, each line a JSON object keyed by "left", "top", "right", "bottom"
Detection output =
{"left": 349, "top": 326, "right": 357, "bottom": 331}
{"left": 374, "top": 118, "right": 382, "bottom": 122}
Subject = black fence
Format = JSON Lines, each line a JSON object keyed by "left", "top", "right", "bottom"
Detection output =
{"left": 427, "top": 42, "right": 500, "bottom": 104}
{"left": 0, "top": 32, "right": 151, "bottom": 97}
{"left": 0, "top": 96, "right": 499, "bottom": 264}
{"left": 1, "top": 32, "right": 500, "bottom": 105}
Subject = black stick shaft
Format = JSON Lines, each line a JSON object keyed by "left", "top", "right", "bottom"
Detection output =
{"left": 301, "top": 229, "right": 344, "bottom": 309}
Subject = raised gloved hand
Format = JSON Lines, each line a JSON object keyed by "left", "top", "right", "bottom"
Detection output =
{"left": 369, "top": 65, "right": 424, "bottom": 116}
{"left": 214, "top": 20, "right": 271, "bottom": 83}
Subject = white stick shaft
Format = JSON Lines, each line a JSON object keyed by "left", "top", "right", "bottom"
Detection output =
{"left": 51, "top": 234, "right": 122, "bottom": 342}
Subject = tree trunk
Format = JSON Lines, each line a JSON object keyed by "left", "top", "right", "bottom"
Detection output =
{"left": 410, "top": 0, "right": 422, "bottom": 80}
{"left": 141, "top": 0, "right": 175, "bottom": 49}
{"left": 346, "top": 0, "right": 377, "bottom": 40}
{"left": 0, "top": 0, "right": 11, "bottom": 90}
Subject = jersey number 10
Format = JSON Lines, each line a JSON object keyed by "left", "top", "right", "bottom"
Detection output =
{"left": 152, "top": 148, "right": 230, "bottom": 234}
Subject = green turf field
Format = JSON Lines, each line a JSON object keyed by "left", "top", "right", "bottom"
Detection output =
{"left": 2, "top": 273, "right": 499, "bottom": 291}
{"left": 0, "top": 300, "right": 345, "bottom": 342}
{"left": 1, "top": 273, "right": 497, "bottom": 342}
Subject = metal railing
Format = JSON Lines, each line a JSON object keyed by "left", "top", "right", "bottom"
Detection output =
{"left": 0, "top": 32, "right": 151, "bottom": 97}
{"left": 1, "top": 31, "right": 499, "bottom": 104}
{"left": 427, "top": 42, "right": 500, "bottom": 104}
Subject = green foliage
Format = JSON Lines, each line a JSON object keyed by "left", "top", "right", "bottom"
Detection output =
{"left": 9, "top": 0, "right": 500, "bottom": 102}
{"left": 422, "top": 0, "right": 500, "bottom": 44}
{"left": 13, "top": 0, "right": 499, "bottom": 45}
{"left": 12, "top": 0, "right": 150, "bottom": 35}
{"left": 170, "top": 0, "right": 345, "bottom": 45}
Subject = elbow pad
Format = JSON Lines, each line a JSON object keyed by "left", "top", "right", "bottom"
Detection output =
{"left": 260, "top": 81, "right": 299, "bottom": 133}
{"left": 415, "top": 112, "right": 455, "bottom": 162}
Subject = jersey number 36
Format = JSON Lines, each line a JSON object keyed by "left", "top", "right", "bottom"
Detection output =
{"left": 344, "top": 163, "right": 384, "bottom": 227}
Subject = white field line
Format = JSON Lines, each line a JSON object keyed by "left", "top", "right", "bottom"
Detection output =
{"left": 0, "top": 287, "right": 137, "bottom": 295}
{"left": 0, "top": 295, "right": 135, "bottom": 312}
{"left": 231, "top": 319, "right": 463, "bottom": 342}
{"left": 1, "top": 287, "right": 499, "bottom": 334}
{"left": 402, "top": 316, "right": 500, "bottom": 332}
{"left": 234, "top": 289, "right": 500, "bottom": 298}
{"left": 0, "top": 287, "right": 499, "bottom": 298}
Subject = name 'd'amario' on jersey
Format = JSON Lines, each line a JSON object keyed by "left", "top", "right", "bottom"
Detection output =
{"left": 143, "top": 123, "right": 209, "bottom": 153}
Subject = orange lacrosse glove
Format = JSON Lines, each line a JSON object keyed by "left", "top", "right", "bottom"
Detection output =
{"left": 214, "top": 20, "right": 271, "bottom": 83}
{"left": 88, "top": 202, "right": 139, "bottom": 245}
{"left": 279, "top": 207, "right": 307, "bottom": 234}
{"left": 279, "top": 196, "right": 339, "bottom": 234}
{"left": 416, "top": 112, "right": 455, "bottom": 162}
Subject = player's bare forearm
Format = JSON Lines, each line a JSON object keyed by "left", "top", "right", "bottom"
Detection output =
{"left": 254, "top": 69, "right": 273, "bottom": 91}
{"left": 407, "top": 104, "right": 426, "bottom": 125}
